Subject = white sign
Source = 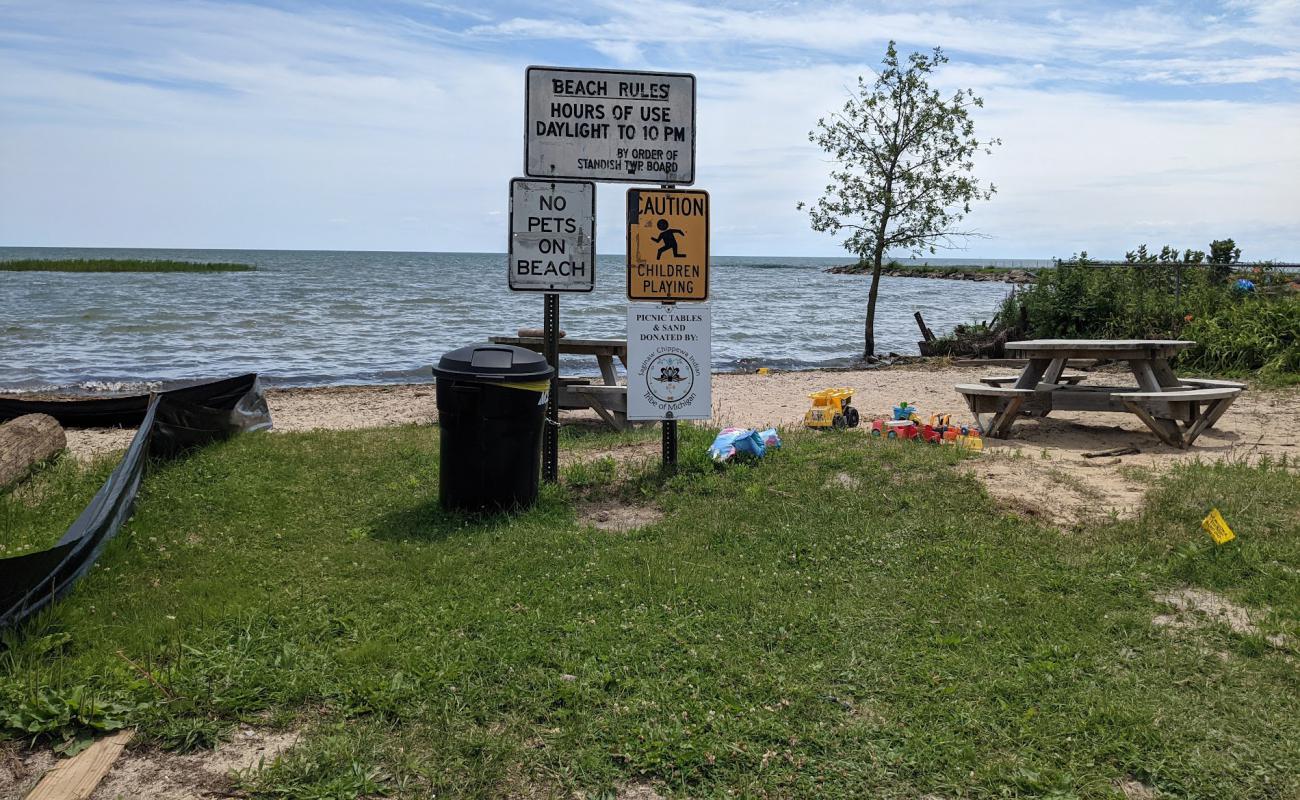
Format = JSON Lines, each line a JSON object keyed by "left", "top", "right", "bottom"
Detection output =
{"left": 525, "top": 66, "right": 695, "bottom": 185}
{"left": 628, "top": 303, "right": 711, "bottom": 420}
{"left": 508, "top": 178, "right": 596, "bottom": 292}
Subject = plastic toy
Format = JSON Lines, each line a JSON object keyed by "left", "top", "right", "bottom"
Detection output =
{"left": 892, "top": 401, "right": 920, "bottom": 422}
{"left": 805, "top": 388, "right": 861, "bottom": 429}
{"left": 871, "top": 413, "right": 984, "bottom": 451}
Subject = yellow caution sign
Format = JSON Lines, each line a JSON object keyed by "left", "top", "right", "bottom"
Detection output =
{"left": 626, "top": 188, "right": 708, "bottom": 301}
{"left": 1201, "top": 508, "right": 1236, "bottom": 545}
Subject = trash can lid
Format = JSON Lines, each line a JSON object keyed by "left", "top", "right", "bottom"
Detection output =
{"left": 432, "top": 343, "right": 554, "bottom": 382}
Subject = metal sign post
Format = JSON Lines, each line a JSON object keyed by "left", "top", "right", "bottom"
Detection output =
{"left": 662, "top": 414, "right": 678, "bottom": 471}
{"left": 507, "top": 178, "right": 596, "bottom": 485}
{"left": 626, "top": 302, "right": 711, "bottom": 472}
{"left": 542, "top": 293, "right": 560, "bottom": 483}
{"left": 661, "top": 300, "right": 678, "bottom": 473}
{"left": 623, "top": 181, "right": 709, "bottom": 472}
{"left": 516, "top": 64, "right": 704, "bottom": 481}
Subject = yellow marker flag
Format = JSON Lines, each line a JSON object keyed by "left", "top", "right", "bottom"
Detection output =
{"left": 1201, "top": 508, "right": 1236, "bottom": 545}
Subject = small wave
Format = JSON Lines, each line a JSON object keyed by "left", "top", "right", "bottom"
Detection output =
{"left": 76, "top": 379, "right": 165, "bottom": 394}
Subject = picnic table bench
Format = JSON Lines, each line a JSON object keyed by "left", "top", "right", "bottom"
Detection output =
{"left": 955, "top": 339, "right": 1245, "bottom": 448}
{"left": 488, "top": 336, "right": 632, "bottom": 430}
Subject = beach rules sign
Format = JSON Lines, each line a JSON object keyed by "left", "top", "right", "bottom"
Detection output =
{"left": 508, "top": 178, "right": 596, "bottom": 292}
{"left": 626, "top": 188, "right": 709, "bottom": 301}
{"left": 627, "top": 303, "right": 712, "bottom": 420}
{"left": 525, "top": 66, "right": 696, "bottom": 185}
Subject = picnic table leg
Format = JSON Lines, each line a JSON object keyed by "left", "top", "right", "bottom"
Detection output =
{"left": 989, "top": 395, "right": 1027, "bottom": 438}
{"left": 1025, "top": 356, "right": 1069, "bottom": 418}
{"left": 1012, "top": 358, "right": 1051, "bottom": 390}
{"left": 1127, "top": 359, "right": 1185, "bottom": 441}
{"left": 1122, "top": 399, "right": 1191, "bottom": 449}
{"left": 1182, "top": 395, "right": 1237, "bottom": 447}
{"left": 597, "top": 354, "right": 619, "bottom": 386}
{"left": 1042, "top": 357, "right": 1068, "bottom": 385}
{"left": 1150, "top": 357, "right": 1181, "bottom": 388}
{"left": 587, "top": 399, "right": 628, "bottom": 432}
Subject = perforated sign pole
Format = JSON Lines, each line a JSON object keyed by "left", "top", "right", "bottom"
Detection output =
{"left": 660, "top": 183, "right": 677, "bottom": 473}
{"left": 660, "top": 316, "right": 679, "bottom": 472}
{"left": 508, "top": 178, "right": 594, "bottom": 485}
{"left": 542, "top": 293, "right": 560, "bottom": 483}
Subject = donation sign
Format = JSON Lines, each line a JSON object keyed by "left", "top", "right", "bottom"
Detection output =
{"left": 508, "top": 178, "right": 596, "bottom": 292}
{"left": 626, "top": 188, "right": 709, "bottom": 301}
{"left": 525, "top": 66, "right": 696, "bottom": 184}
{"left": 627, "top": 303, "right": 711, "bottom": 421}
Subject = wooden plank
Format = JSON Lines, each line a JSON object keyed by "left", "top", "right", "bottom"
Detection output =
{"left": 982, "top": 374, "right": 1085, "bottom": 387}
{"left": 489, "top": 336, "right": 627, "bottom": 358}
{"left": 27, "top": 730, "right": 133, "bottom": 800}
{"left": 953, "top": 384, "right": 1036, "bottom": 398}
{"left": 1007, "top": 346, "right": 1185, "bottom": 361}
{"left": 1008, "top": 339, "right": 1194, "bottom": 351}
{"left": 1180, "top": 382, "right": 1248, "bottom": 395}
{"left": 1113, "top": 388, "right": 1242, "bottom": 401}
{"left": 1040, "top": 390, "right": 1130, "bottom": 413}
{"left": 953, "top": 358, "right": 1097, "bottom": 368}
{"left": 572, "top": 385, "right": 628, "bottom": 412}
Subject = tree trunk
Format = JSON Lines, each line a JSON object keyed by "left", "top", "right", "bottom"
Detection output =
{"left": 0, "top": 413, "right": 67, "bottom": 489}
{"left": 863, "top": 243, "right": 887, "bottom": 358}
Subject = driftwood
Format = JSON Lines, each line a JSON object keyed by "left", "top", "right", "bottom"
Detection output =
{"left": 913, "top": 311, "right": 935, "bottom": 343}
{"left": 0, "top": 413, "right": 66, "bottom": 489}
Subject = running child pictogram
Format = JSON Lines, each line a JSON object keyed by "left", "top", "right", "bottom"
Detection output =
{"left": 652, "top": 219, "right": 685, "bottom": 259}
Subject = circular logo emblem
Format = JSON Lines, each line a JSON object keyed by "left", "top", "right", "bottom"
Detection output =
{"left": 646, "top": 352, "right": 695, "bottom": 403}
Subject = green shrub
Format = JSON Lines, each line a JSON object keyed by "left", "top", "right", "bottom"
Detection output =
{"left": 1003, "top": 258, "right": 1300, "bottom": 377}
{"left": 1183, "top": 296, "right": 1300, "bottom": 376}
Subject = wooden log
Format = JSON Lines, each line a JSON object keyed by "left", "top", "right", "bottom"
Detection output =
{"left": 913, "top": 311, "right": 935, "bottom": 342}
{"left": 0, "top": 413, "right": 66, "bottom": 489}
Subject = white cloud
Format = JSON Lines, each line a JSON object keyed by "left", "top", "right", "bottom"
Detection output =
{"left": 0, "top": 0, "right": 1296, "bottom": 259}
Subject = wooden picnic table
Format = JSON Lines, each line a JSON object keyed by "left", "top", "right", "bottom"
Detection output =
{"left": 955, "top": 339, "right": 1245, "bottom": 448}
{"left": 488, "top": 336, "right": 626, "bottom": 385}
{"left": 488, "top": 336, "right": 631, "bottom": 430}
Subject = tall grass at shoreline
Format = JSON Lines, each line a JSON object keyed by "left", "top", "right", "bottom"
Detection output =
{"left": 0, "top": 259, "right": 255, "bottom": 273}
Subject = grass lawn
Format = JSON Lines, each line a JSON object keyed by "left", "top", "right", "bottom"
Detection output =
{"left": 1, "top": 425, "right": 1297, "bottom": 798}
{"left": 0, "top": 258, "right": 254, "bottom": 273}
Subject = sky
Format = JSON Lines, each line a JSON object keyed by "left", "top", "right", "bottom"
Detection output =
{"left": 1, "top": 0, "right": 1297, "bottom": 260}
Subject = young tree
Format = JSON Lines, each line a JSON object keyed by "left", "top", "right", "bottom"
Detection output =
{"left": 800, "top": 42, "right": 1000, "bottom": 357}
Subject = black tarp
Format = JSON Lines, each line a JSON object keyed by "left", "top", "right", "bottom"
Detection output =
{"left": 0, "top": 374, "right": 271, "bottom": 630}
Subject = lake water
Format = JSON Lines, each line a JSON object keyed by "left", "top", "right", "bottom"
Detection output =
{"left": 0, "top": 247, "right": 1035, "bottom": 393}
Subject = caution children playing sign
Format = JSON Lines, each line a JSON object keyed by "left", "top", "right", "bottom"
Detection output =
{"left": 626, "top": 188, "right": 709, "bottom": 301}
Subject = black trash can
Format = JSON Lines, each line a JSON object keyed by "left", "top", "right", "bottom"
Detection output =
{"left": 432, "top": 343, "right": 554, "bottom": 513}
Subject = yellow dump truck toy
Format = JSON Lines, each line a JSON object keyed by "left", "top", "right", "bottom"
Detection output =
{"left": 804, "top": 388, "right": 861, "bottom": 429}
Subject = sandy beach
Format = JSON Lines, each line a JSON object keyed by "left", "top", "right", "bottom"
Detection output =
{"left": 40, "top": 364, "right": 1300, "bottom": 528}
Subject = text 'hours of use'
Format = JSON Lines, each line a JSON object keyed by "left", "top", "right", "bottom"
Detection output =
{"left": 525, "top": 66, "right": 696, "bottom": 184}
